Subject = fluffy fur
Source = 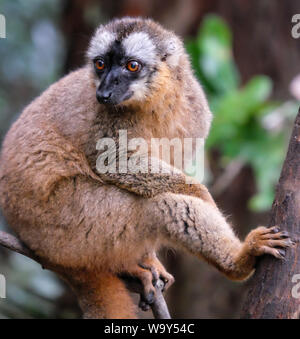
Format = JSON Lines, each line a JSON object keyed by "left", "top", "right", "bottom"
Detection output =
{"left": 0, "top": 17, "right": 291, "bottom": 319}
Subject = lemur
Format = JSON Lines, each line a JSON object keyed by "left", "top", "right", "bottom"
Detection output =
{"left": 0, "top": 17, "right": 292, "bottom": 319}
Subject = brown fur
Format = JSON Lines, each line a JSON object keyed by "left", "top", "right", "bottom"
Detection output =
{"left": 0, "top": 18, "right": 292, "bottom": 318}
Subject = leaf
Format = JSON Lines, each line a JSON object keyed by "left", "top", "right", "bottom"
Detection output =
{"left": 239, "top": 76, "right": 273, "bottom": 114}
{"left": 197, "top": 15, "right": 240, "bottom": 94}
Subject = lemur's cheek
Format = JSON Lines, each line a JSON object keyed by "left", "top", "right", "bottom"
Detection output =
{"left": 128, "top": 81, "right": 149, "bottom": 102}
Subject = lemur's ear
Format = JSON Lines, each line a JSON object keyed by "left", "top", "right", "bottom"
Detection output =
{"left": 162, "top": 36, "right": 183, "bottom": 68}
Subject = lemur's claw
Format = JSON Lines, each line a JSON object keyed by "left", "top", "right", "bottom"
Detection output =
{"left": 280, "top": 231, "right": 290, "bottom": 238}
{"left": 270, "top": 227, "right": 280, "bottom": 234}
{"left": 278, "top": 249, "right": 286, "bottom": 259}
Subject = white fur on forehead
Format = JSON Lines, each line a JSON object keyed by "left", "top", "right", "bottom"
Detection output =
{"left": 87, "top": 30, "right": 116, "bottom": 59}
{"left": 122, "top": 32, "right": 157, "bottom": 64}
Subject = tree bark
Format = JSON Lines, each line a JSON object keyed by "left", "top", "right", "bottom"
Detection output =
{"left": 241, "top": 109, "right": 300, "bottom": 319}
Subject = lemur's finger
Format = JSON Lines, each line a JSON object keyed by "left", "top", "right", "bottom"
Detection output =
{"left": 265, "top": 239, "right": 294, "bottom": 248}
{"left": 257, "top": 226, "right": 280, "bottom": 235}
{"left": 261, "top": 246, "right": 286, "bottom": 260}
{"left": 269, "top": 226, "right": 281, "bottom": 234}
{"left": 161, "top": 272, "right": 175, "bottom": 292}
{"left": 261, "top": 231, "right": 290, "bottom": 240}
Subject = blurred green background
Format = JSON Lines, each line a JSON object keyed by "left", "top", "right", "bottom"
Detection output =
{"left": 0, "top": 0, "right": 300, "bottom": 319}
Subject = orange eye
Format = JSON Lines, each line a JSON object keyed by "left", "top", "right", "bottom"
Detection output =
{"left": 95, "top": 59, "right": 105, "bottom": 71}
{"left": 127, "top": 60, "right": 140, "bottom": 72}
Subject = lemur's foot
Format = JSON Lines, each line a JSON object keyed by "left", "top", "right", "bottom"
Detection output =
{"left": 123, "top": 256, "right": 174, "bottom": 312}
{"left": 246, "top": 226, "right": 295, "bottom": 259}
{"left": 137, "top": 255, "right": 174, "bottom": 311}
{"left": 139, "top": 255, "right": 175, "bottom": 292}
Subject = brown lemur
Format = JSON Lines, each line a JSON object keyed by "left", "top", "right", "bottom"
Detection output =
{"left": 0, "top": 17, "right": 293, "bottom": 319}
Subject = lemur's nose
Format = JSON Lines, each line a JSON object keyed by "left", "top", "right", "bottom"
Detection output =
{"left": 97, "top": 90, "right": 112, "bottom": 104}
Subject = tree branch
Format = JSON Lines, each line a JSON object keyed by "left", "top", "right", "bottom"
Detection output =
{"left": 122, "top": 274, "right": 171, "bottom": 319}
{"left": 0, "top": 230, "right": 37, "bottom": 261}
{"left": 0, "top": 230, "right": 171, "bottom": 319}
{"left": 241, "top": 109, "right": 300, "bottom": 319}
{"left": 151, "top": 279, "right": 171, "bottom": 319}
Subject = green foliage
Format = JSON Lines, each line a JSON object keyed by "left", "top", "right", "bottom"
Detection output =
{"left": 187, "top": 15, "right": 297, "bottom": 211}
{"left": 187, "top": 14, "right": 239, "bottom": 95}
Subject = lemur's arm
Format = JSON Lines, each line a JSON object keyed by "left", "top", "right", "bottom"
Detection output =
{"left": 96, "top": 145, "right": 292, "bottom": 284}
{"left": 96, "top": 144, "right": 216, "bottom": 206}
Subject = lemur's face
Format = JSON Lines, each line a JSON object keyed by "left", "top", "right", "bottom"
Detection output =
{"left": 87, "top": 19, "right": 182, "bottom": 106}
{"left": 88, "top": 31, "right": 160, "bottom": 106}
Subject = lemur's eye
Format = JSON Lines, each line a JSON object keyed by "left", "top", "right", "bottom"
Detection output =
{"left": 126, "top": 60, "right": 141, "bottom": 72}
{"left": 95, "top": 59, "right": 105, "bottom": 71}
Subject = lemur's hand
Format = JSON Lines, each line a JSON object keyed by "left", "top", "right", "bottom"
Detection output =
{"left": 245, "top": 226, "right": 294, "bottom": 259}
{"left": 120, "top": 254, "right": 174, "bottom": 312}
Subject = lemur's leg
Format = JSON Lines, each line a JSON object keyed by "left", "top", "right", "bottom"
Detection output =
{"left": 120, "top": 252, "right": 175, "bottom": 311}
{"left": 142, "top": 193, "right": 293, "bottom": 281}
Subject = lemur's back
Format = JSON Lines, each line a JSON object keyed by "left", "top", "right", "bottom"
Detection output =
{"left": 0, "top": 67, "right": 96, "bottom": 209}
